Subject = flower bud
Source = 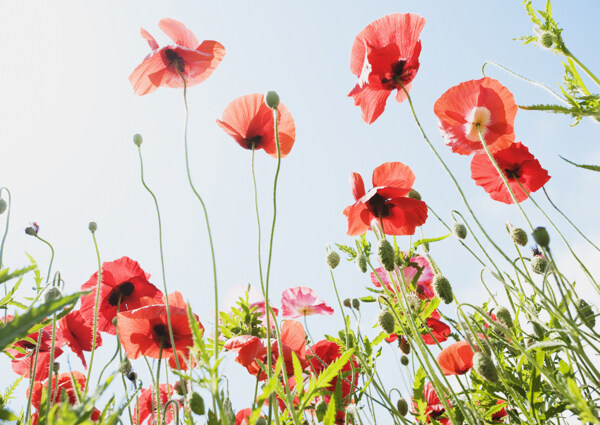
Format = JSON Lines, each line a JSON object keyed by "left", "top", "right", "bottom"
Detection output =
{"left": 433, "top": 275, "right": 453, "bottom": 304}
{"left": 351, "top": 298, "right": 360, "bottom": 309}
{"left": 127, "top": 371, "right": 137, "bottom": 382}
{"left": 577, "top": 299, "right": 596, "bottom": 328}
{"left": 345, "top": 405, "right": 358, "bottom": 422}
{"left": 406, "top": 293, "right": 422, "bottom": 313}
{"left": 0, "top": 199, "right": 7, "bottom": 215}
{"left": 343, "top": 298, "right": 352, "bottom": 308}
{"left": 264, "top": 91, "right": 280, "bottom": 109}
{"left": 452, "top": 222, "right": 467, "bottom": 240}
{"left": 532, "top": 227, "right": 550, "bottom": 248}
{"left": 88, "top": 222, "right": 97, "bottom": 233}
{"left": 472, "top": 352, "right": 498, "bottom": 382}
{"left": 119, "top": 359, "right": 132, "bottom": 375}
{"left": 112, "top": 316, "right": 119, "bottom": 326}
{"left": 315, "top": 400, "right": 328, "bottom": 422}
{"left": 530, "top": 256, "right": 548, "bottom": 275}
{"left": 133, "top": 133, "right": 143, "bottom": 147}
{"left": 326, "top": 246, "right": 340, "bottom": 269}
{"left": 531, "top": 321, "right": 545, "bottom": 339}
{"left": 396, "top": 398, "right": 408, "bottom": 417}
{"left": 399, "top": 337, "right": 410, "bottom": 355}
{"left": 356, "top": 254, "right": 367, "bottom": 273}
{"left": 25, "top": 223, "right": 39, "bottom": 236}
{"left": 407, "top": 189, "right": 421, "bottom": 200}
{"left": 44, "top": 287, "right": 62, "bottom": 303}
{"left": 400, "top": 355, "right": 409, "bottom": 366}
{"left": 53, "top": 362, "right": 60, "bottom": 373}
{"left": 510, "top": 227, "right": 528, "bottom": 246}
{"left": 377, "top": 240, "right": 395, "bottom": 272}
{"left": 495, "top": 307, "right": 513, "bottom": 329}
{"left": 539, "top": 31, "right": 554, "bottom": 48}
{"left": 377, "top": 310, "right": 395, "bottom": 334}
{"left": 188, "top": 392, "right": 205, "bottom": 415}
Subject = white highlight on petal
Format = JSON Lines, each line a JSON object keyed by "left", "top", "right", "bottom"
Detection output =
{"left": 357, "top": 41, "right": 372, "bottom": 88}
{"left": 464, "top": 107, "right": 491, "bottom": 142}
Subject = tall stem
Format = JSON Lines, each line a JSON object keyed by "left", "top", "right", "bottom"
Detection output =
{"left": 86, "top": 230, "right": 102, "bottom": 395}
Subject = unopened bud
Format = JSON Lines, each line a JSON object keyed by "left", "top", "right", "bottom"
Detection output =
{"left": 351, "top": 298, "right": 360, "bottom": 309}
{"left": 473, "top": 352, "right": 498, "bottom": 382}
{"left": 0, "top": 199, "right": 6, "bottom": 215}
{"left": 133, "top": 134, "right": 143, "bottom": 147}
{"left": 53, "top": 362, "right": 60, "bottom": 373}
{"left": 530, "top": 256, "right": 548, "bottom": 275}
{"left": 539, "top": 31, "right": 554, "bottom": 48}
{"left": 400, "top": 355, "right": 409, "bottom": 366}
{"left": 433, "top": 275, "right": 453, "bottom": 304}
{"left": 264, "top": 91, "right": 280, "bottom": 109}
{"left": 577, "top": 299, "right": 596, "bottom": 328}
{"left": 315, "top": 400, "right": 328, "bottom": 422}
{"left": 112, "top": 316, "right": 119, "bottom": 326}
{"left": 531, "top": 321, "right": 545, "bottom": 339}
{"left": 174, "top": 380, "right": 184, "bottom": 396}
{"left": 377, "top": 240, "right": 395, "bottom": 272}
{"left": 356, "top": 254, "right": 367, "bottom": 273}
{"left": 127, "top": 371, "right": 137, "bottom": 382}
{"left": 407, "top": 189, "right": 421, "bottom": 200}
{"left": 495, "top": 307, "right": 513, "bottom": 329}
{"left": 44, "top": 287, "right": 62, "bottom": 303}
{"left": 25, "top": 223, "right": 39, "bottom": 236}
{"left": 119, "top": 359, "right": 132, "bottom": 375}
{"left": 326, "top": 247, "right": 340, "bottom": 269}
{"left": 88, "top": 222, "right": 97, "bottom": 233}
{"left": 452, "top": 222, "right": 467, "bottom": 240}
{"left": 406, "top": 293, "right": 422, "bottom": 313}
{"left": 343, "top": 298, "right": 352, "bottom": 308}
{"left": 399, "top": 337, "right": 410, "bottom": 355}
{"left": 510, "top": 227, "right": 528, "bottom": 246}
{"left": 377, "top": 310, "right": 395, "bottom": 334}
{"left": 396, "top": 398, "right": 408, "bottom": 417}
{"left": 188, "top": 392, "right": 205, "bottom": 415}
{"left": 532, "top": 227, "right": 550, "bottom": 248}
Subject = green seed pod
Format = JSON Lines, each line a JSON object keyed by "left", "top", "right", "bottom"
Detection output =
{"left": 112, "top": 316, "right": 119, "bottom": 326}
{"left": 326, "top": 247, "right": 340, "bottom": 270}
{"left": 119, "top": 359, "right": 132, "bottom": 375}
{"left": 133, "top": 133, "right": 143, "bottom": 147}
{"left": 406, "top": 293, "right": 422, "bottom": 313}
{"left": 530, "top": 256, "right": 549, "bottom": 275}
{"left": 433, "top": 275, "right": 453, "bottom": 304}
{"left": 532, "top": 227, "right": 550, "bottom": 248}
{"left": 400, "top": 355, "right": 409, "bottom": 366}
{"left": 0, "top": 199, "right": 7, "bottom": 215}
{"left": 315, "top": 400, "right": 328, "bottom": 422}
{"left": 399, "top": 338, "right": 410, "bottom": 355}
{"left": 407, "top": 189, "right": 421, "bottom": 200}
{"left": 88, "top": 222, "right": 97, "bottom": 233}
{"left": 356, "top": 254, "right": 367, "bottom": 273}
{"left": 44, "top": 287, "right": 62, "bottom": 303}
{"left": 343, "top": 298, "right": 352, "bottom": 308}
{"left": 452, "top": 222, "right": 467, "bottom": 240}
{"left": 53, "top": 362, "right": 60, "bottom": 373}
{"left": 495, "top": 306, "right": 514, "bottom": 329}
{"left": 577, "top": 299, "right": 596, "bottom": 328}
{"left": 351, "top": 298, "right": 360, "bottom": 310}
{"left": 377, "top": 239, "right": 395, "bottom": 272}
{"left": 539, "top": 31, "right": 555, "bottom": 48}
{"left": 472, "top": 352, "right": 498, "bottom": 382}
{"left": 396, "top": 398, "right": 408, "bottom": 417}
{"left": 510, "top": 227, "right": 528, "bottom": 246}
{"left": 264, "top": 91, "right": 280, "bottom": 109}
{"left": 189, "top": 392, "right": 205, "bottom": 415}
{"left": 377, "top": 310, "right": 396, "bottom": 334}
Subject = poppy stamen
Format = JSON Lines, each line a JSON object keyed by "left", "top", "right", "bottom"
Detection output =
{"left": 164, "top": 48, "right": 185, "bottom": 73}
{"left": 153, "top": 324, "right": 172, "bottom": 349}
{"left": 246, "top": 135, "right": 262, "bottom": 150}
{"left": 367, "top": 193, "right": 390, "bottom": 219}
{"left": 107, "top": 281, "right": 135, "bottom": 306}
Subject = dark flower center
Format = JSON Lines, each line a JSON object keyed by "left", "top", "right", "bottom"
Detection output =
{"left": 165, "top": 48, "right": 185, "bottom": 73}
{"left": 107, "top": 281, "right": 135, "bottom": 306}
{"left": 245, "top": 135, "right": 263, "bottom": 150}
{"left": 382, "top": 60, "right": 408, "bottom": 86}
{"left": 367, "top": 193, "right": 390, "bottom": 218}
{"left": 153, "top": 324, "right": 173, "bottom": 349}
{"left": 504, "top": 166, "right": 522, "bottom": 180}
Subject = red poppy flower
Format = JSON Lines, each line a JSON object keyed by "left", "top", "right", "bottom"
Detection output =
{"left": 281, "top": 287, "right": 334, "bottom": 318}
{"left": 370, "top": 254, "right": 434, "bottom": 298}
{"left": 234, "top": 408, "right": 252, "bottom": 425}
{"left": 134, "top": 384, "right": 180, "bottom": 425}
{"left": 308, "top": 340, "right": 359, "bottom": 399}
{"left": 414, "top": 382, "right": 451, "bottom": 424}
{"left": 224, "top": 320, "right": 308, "bottom": 380}
{"left": 492, "top": 400, "right": 508, "bottom": 422}
{"left": 59, "top": 310, "right": 101, "bottom": 368}
{"left": 118, "top": 291, "right": 201, "bottom": 369}
{"left": 3, "top": 315, "right": 64, "bottom": 381}
{"left": 434, "top": 77, "right": 518, "bottom": 155}
{"left": 343, "top": 162, "right": 428, "bottom": 236}
{"left": 470, "top": 142, "right": 550, "bottom": 204}
{"left": 216, "top": 93, "right": 296, "bottom": 158}
{"left": 436, "top": 341, "right": 474, "bottom": 375}
{"left": 80, "top": 256, "right": 164, "bottom": 335}
{"left": 129, "top": 18, "right": 225, "bottom": 96}
{"left": 348, "top": 13, "right": 426, "bottom": 124}
{"left": 422, "top": 311, "right": 451, "bottom": 345}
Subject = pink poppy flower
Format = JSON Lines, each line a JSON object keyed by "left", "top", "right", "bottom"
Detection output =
{"left": 130, "top": 18, "right": 225, "bottom": 95}
{"left": 370, "top": 254, "right": 434, "bottom": 298}
{"left": 281, "top": 287, "right": 334, "bottom": 318}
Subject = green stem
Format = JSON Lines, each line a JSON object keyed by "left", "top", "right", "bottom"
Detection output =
{"left": 45, "top": 313, "right": 58, "bottom": 416}
{"left": 86, "top": 230, "right": 102, "bottom": 395}
{"left": 35, "top": 235, "right": 54, "bottom": 286}
{"left": 24, "top": 329, "right": 44, "bottom": 423}
{"left": 155, "top": 345, "right": 164, "bottom": 425}
{"left": 565, "top": 49, "right": 600, "bottom": 88}
{"left": 0, "top": 187, "right": 11, "bottom": 271}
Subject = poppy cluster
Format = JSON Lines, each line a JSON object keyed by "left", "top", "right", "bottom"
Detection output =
{"left": 434, "top": 77, "right": 550, "bottom": 204}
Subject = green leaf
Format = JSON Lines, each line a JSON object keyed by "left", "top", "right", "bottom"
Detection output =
{"left": 0, "top": 265, "right": 35, "bottom": 285}
{"left": 359, "top": 295, "right": 376, "bottom": 303}
{"left": 0, "top": 291, "right": 82, "bottom": 351}
{"left": 0, "top": 408, "right": 17, "bottom": 421}
{"left": 323, "top": 394, "right": 337, "bottom": 425}
{"left": 560, "top": 156, "right": 600, "bottom": 172}
{"left": 315, "top": 349, "right": 354, "bottom": 390}
{"left": 413, "top": 233, "right": 451, "bottom": 249}
{"left": 291, "top": 351, "right": 304, "bottom": 396}
{"left": 187, "top": 304, "right": 204, "bottom": 346}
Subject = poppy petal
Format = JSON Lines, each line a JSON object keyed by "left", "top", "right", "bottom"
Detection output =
{"left": 350, "top": 173, "right": 366, "bottom": 201}
{"left": 140, "top": 28, "right": 159, "bottom": 50}
{"left": 371, "top": 162, "right": 415, "bottom": 190}
{"left": 381, "top": 197, "right": 428, "bottom": 236}
{"left": 159, "top": 18, "right": 199, "bottom": 49}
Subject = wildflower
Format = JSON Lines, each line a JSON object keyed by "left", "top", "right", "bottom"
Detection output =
{"left": 371, "top": 255, "right": 434, "bottom": 299}
{"left": 129, "top": 18, "right": 225, "bottom": 95}
{"left": 434, "top": 77, "right": 518, "bottom": 155}
{"left": 437, "top": 341, "right": 474, "bottom": 375}
{"left": 343, "top": 162, "right": 428, "bottom": 236}
{"left": 348, "top": 13, "right": 426, "bottom": 124}
{"left": 217, "top": 93, "right": 296, "bottom": 158}
{"left": 134, "top": 384, "right": 180, "bottom": 425}
{"left": 422, "top": 311, "right": 451, "bottom": 345}
{"left": 470, "top": 142, "right": 550, "bottom": 204}
{"left": 413, "top": 382, "right": 451, "bottom": 424}
{"left": 281, "top": 287, "right": 334, "bottom": 318}
{"left": 59, "top": 310, "right": 102, "bottom": 368}
{"left": 308, "top": 339, "right": 359, "bottom": 399}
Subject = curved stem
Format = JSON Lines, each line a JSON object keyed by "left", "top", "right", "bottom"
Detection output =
{"left": 0, "top": 187, "right": 11, "bottom": 270}
{"left": 564, "top": 49, "right": 600, "bottom": 88}
{"left": 86, "top": 230, "right": 102, "bottom": 395}
{"left": 35, "top": 235, "right": 55, "bottom": 286}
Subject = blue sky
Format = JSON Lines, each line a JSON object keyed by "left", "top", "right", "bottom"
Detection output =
{"left": 1, "top": 0, "right": 599, "bottom": 417}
